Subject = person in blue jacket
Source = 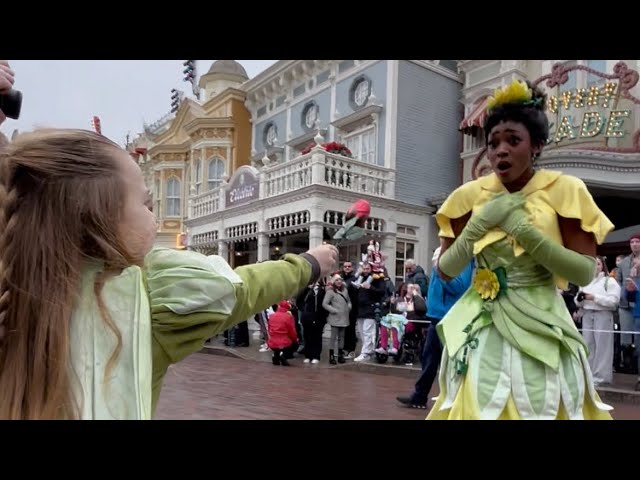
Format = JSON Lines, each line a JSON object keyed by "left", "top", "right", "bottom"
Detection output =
{"left": 623, "top": 267, "right": 640, "bottom": 390}
{"left": 397, "top": 247, "right": 474, "bottom": 408}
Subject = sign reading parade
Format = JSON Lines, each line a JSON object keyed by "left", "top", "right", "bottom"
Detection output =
{"left": 548, "top": 81, "right": 631, "bottom": 144}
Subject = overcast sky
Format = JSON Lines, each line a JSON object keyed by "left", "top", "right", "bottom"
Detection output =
{"left": 0, "top": 60, "right": 278, "bottom": 145}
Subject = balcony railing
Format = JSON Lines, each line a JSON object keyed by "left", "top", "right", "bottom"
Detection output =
{"left": 188, "top": 147, "right": 395, "bottom": 220}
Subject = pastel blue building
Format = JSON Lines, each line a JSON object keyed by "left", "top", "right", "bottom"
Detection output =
{"left": 188, "top": 60, "right": 463, "bottom": 283}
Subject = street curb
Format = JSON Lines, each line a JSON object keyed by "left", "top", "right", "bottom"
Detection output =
{"left": 597, "top": 388, "right": 640, "bottom": 405}
{"left": 199, "top": 345, "right": 640, "bottom": 404}
{"left": 200, "top": 345, "right": 253, "bottom": 361}
{"left": 338, "top": 361, "right": 420, "bottom": 379}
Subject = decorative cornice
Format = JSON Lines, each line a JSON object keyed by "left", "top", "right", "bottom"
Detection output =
{"left": 537, "top": 150, "right": 640, "bottom": 185}
{"left": 286, "top": 129, "right": 327, "bottom": 150}
{"left": 184, "top": 120, "right": 235, "bottom": 137}
{"left": 148, "top": 142, "right": 190, "bottom": 157}
{"left": 331, "top": 104, "right": 383, "bottom": 133}
{"left": 409, "top": 60, "right": 463, "bottom": 83}
{"left": 202, "top": 87, "right": 246, "bottom": 111}
{"left": 241, "top": 61, "right": 299, "bottom": 94}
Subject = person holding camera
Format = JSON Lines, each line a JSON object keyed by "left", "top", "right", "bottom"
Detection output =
{"left": 0, "top": 60, "right": 18, "bottom": 127}
{"left": 574, "top": 256, "right": 620, "bottom": 386}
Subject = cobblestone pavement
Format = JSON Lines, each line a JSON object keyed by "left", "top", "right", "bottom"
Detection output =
{"left": 154, "top": 353, "right": 640, "bottom": 420}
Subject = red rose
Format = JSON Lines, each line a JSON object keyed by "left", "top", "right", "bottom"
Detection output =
{"left": 345, "top": 199, "right": 370, "bottom": 227}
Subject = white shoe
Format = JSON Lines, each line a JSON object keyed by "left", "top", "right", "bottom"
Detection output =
{"left": 303, "top": 359, "right": 311, "bottom": 364}
{"left": 259, "top": 346, "right": 270, "bottom": 353}
{"left": 354, "top": 354, "right": 370, "bottom": 362}
{"left": 388, "top": 347, "right": 398, "bottom": 355}
{"left": 311, "top": 359, "right": 320, "bottom": 364}
{"left": 375, "top": 347, "right": 388, "bottom": 355}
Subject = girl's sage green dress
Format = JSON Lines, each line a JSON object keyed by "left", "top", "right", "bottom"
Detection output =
{"left": 69, "top": 248, "right": 314, "bottom": 419}
{"left": 427, "top": 170, "right": 614, "bottom": 420}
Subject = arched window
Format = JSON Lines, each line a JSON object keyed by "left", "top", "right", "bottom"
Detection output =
{"left": 166, "top": 176, "right": 181, "bottom": 217}
{"left": 208, "top": 157, "right": 225, "bottom": 190}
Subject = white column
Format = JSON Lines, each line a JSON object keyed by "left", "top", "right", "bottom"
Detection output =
{"left": 218, "top": 240, "right": 228, "bottom": 262}
{"left": 257, "top": 233, "right": 270, "bottom": 262}
{"left": 310, "top": 148, "right": 326, "bottom": 186}
{"left": 384, "top": 60, "right": 399, "bottom": 170}
{"left": 382, "top": 234, "right": 397, "bottom": 281}
{"left": 285, "top": 99, "right": 292, "bottom": 161}
{"left": 329, "top": 70, "right": 337, "bottom": 141}
{"left": 308, "top": 223, "right": 324, "bottom": 249}
{"left": 308, "top": 204, "right": 324, "bottom": 250}
{"left": 425, "top": 215, "right": 439, "bottom": 277}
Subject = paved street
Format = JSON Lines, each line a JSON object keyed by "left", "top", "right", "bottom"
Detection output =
{"left": 155, "top": 353, "right": 640, "bottom": 420}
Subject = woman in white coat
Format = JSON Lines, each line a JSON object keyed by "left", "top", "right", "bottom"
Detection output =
{"left": 575, "top": 256, "right": 620, "bottom": 386}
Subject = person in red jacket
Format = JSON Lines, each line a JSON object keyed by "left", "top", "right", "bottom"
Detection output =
{"left": 267, "top": 300, "right": 299, "bottom": 366}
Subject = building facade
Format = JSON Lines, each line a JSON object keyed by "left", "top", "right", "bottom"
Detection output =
{"left": 457, "top": 59, "right": 640, "bottom": 258}
{"left": 128, "top": 60, "right": 252, "bottom": 249}
{"left": 185, "top": 60, "right": 463, "bottom": 282}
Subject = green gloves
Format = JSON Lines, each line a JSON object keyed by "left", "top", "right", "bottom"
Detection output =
{"left": 439, "top": 193, "right": 525, "bottom": 278}
{"left": 440, "top": 189, "right": 596, "bottom": 286}
{"left": 500, "top": 205, "right": 596, "bottom": 287}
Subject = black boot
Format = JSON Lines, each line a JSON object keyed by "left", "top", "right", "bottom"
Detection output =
{"left": 272, "top": 351, "right": 281, "bottom": 366}
{"left": 280, "top": 351, "right": 290, "bottom": 366}
{"left": 338, "top": 349, "right": 345, "bottom": 364}
{"left": 329, "top": 349, "right": 337, "bottom": 365}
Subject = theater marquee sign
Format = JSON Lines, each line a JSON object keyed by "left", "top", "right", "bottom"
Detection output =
{"left": 533, "top": 61, "right": 640, "bottom": 151}
{"left": 470, "top": 61, "right": 640, "bottom": 179}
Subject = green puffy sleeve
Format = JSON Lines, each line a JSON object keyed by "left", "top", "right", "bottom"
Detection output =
{"left": 144, "top": 247, "right": 315, "bottom": 411}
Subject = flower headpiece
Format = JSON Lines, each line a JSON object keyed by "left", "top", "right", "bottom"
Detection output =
{"left": 486, "top": 80, "right": 541, "bottom": 112}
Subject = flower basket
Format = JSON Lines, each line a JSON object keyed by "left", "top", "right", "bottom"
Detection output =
{"left": 301, "top": 141, "right": 353, "bottom": 158}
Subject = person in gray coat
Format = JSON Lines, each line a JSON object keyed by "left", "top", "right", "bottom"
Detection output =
{"left": 323, "top": 274, "right": 352, "bottom": 364}
{"left": 615, "top": 233, "right": 640, "bottom": 350}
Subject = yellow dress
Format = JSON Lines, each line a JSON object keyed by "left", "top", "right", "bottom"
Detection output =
{"left": 426, "top": 170, "right": 614, "bottom": 420}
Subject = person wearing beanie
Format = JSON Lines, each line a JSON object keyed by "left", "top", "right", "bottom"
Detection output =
{"left": 322, "top": 274, "right": 352, "bottom": 364}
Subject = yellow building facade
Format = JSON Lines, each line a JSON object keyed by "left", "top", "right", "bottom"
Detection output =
{"left": 128, "top": 61, "right": 252, "bottom": 249}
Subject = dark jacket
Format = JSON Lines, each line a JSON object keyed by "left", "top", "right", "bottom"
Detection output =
{"left": 355, "top": 275, "right": 386, "bottom": 319}
{"left": 296, "top": 284, "right": 327, "bottom": 324}
{"left": 406, "top": 265, "right": 429, "bottom": 298}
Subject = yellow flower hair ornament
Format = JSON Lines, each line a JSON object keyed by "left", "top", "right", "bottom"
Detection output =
{"left": 486, "top": 79, "right": 542, "bottom": 112}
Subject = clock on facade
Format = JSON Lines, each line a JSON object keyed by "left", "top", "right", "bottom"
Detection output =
{"left": 301, "top": 102, "right": 319, "bottom": 132}
{"left": 354, "top": 79, "right": 370, "bottom": 107}
{"left": 305, "top": 104, "right": 318, "bottom": 129}
{"left": 265, "top": 123, "right": 278, "bottom": 146}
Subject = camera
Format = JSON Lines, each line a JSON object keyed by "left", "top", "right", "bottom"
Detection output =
{"left": 576, "top": 292, "right": 586, "bottom": 302}
{"left": 0, "top": 89, "right": 22, "bottom": 120}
